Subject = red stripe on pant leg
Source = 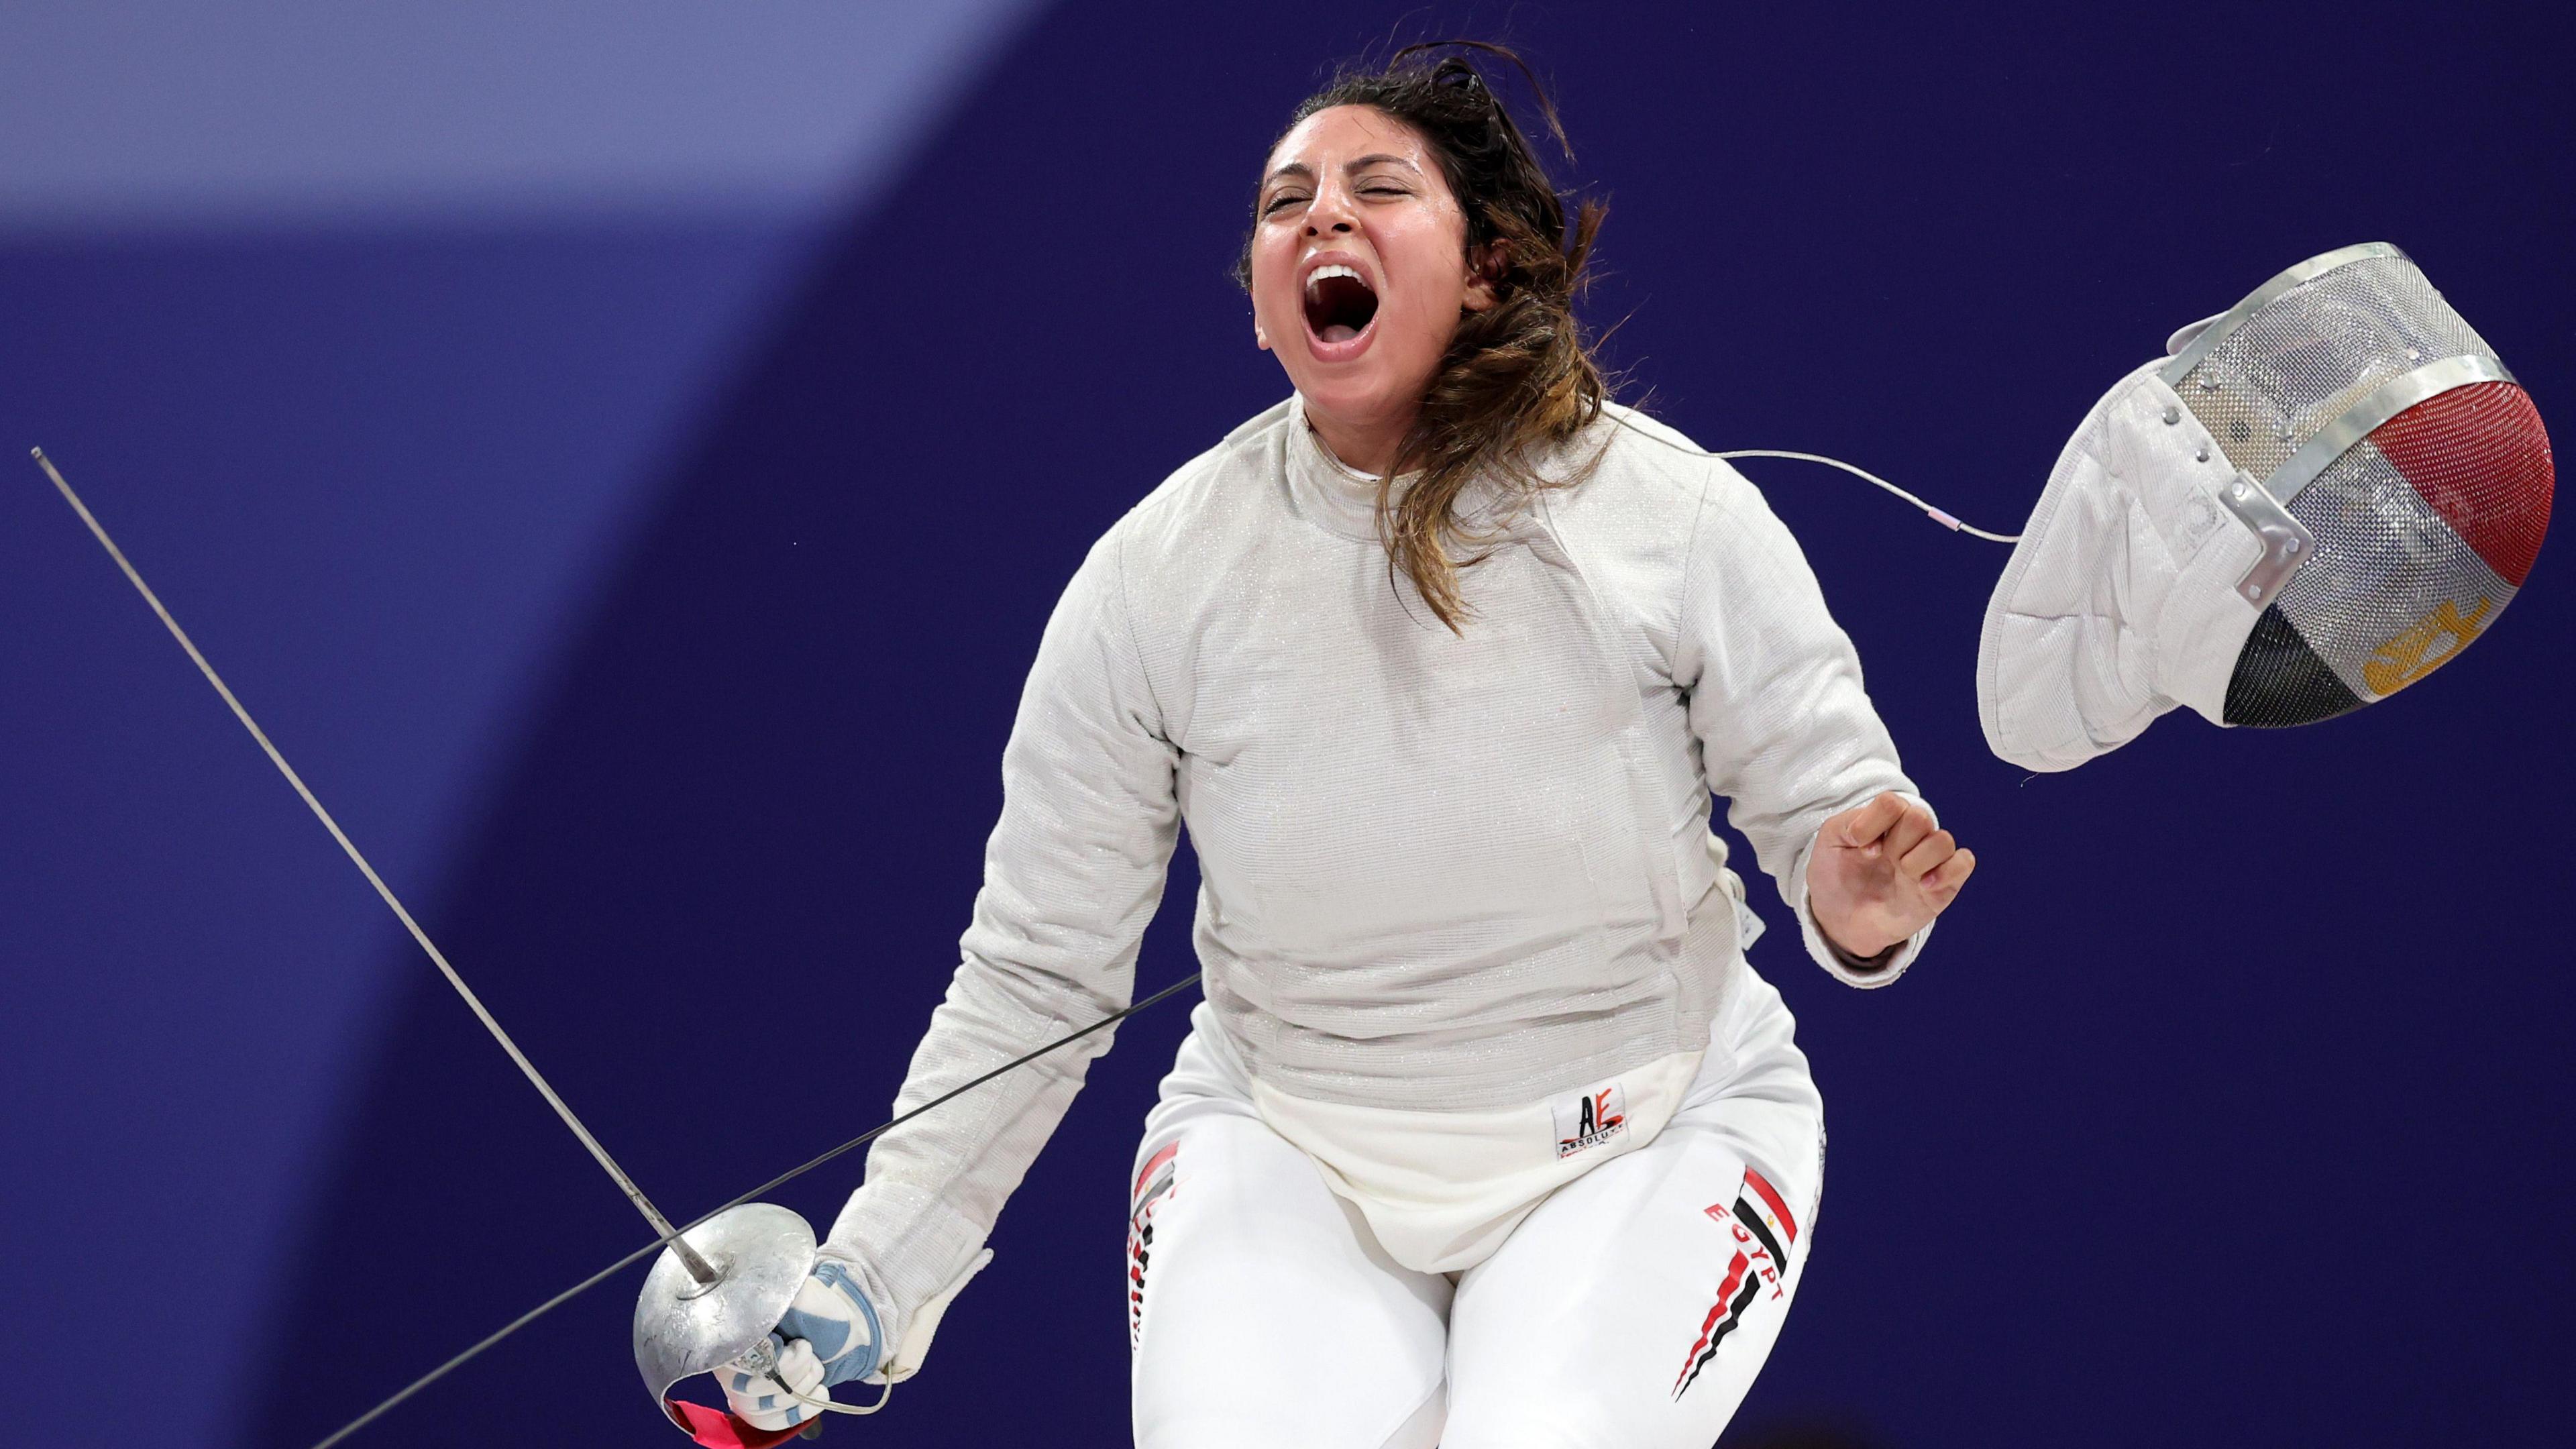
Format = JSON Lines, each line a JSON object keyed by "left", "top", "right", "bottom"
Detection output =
{"left": 1743, "top": 1166, "right": 1798, "bottom": 1243}
{"left": 2370, "top": 381, "right": 2555, "bottom": 586}
{"left": 1672, "top": 1250, "right": 1752, "bottom": 1393}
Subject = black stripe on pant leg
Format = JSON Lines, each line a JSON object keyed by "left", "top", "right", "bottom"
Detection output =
{"left": 1677, "top": 1271, "right": 1764, "bottom": 1401}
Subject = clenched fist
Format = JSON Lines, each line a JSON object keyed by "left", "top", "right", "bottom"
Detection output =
{"left": 1807, "top": 792, "right": 1974, "bottom": 961}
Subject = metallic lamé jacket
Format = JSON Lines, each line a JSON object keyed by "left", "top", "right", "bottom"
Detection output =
{"left": 826, "top": 396, "right": 1933, "bottom": 1337}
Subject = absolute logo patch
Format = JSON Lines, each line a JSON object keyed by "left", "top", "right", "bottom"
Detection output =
{"left": 1552, "top": 1081, "right": 1628, "bottom": 1159}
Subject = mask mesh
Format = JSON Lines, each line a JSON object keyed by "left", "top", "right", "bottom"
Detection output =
{"left": 2224, "top": 380, "right": 2551, "bottom": 727}
{"left": 2222, "top": 606, "right": 2363, "bottom": 729}
{"left": 2171, "top": 254, "right": 2493, "bottom": 482}
{"left": 2182, "top": 251, "right": 2552, "bottom": 729}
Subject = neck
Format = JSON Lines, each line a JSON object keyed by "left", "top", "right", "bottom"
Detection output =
{"left": 1305, "top": 399, "right": 1415, "bottom": 478}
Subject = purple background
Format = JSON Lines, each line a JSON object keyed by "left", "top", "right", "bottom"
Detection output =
{"left": 3, "top": 3, "right": 2569, "bottom": 1446}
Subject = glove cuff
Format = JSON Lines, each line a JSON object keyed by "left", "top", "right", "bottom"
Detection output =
{"left": 806, "top": 1260, "right": 886, "bottom": 1386}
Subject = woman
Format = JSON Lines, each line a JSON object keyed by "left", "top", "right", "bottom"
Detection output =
{"left": 718, "top": 43, "right": 1972, "bottom": 1449}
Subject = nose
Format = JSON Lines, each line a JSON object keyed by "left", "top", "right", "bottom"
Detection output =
{"left": 1304, "top": 180, "right": 1358, "bottom": 236}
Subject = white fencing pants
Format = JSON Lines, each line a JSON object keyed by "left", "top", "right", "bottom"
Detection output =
{"left": 1127, "top": 971, "right": 1825, "bottom": 1449}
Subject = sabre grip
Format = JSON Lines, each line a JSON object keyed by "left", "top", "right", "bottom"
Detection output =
{"left": 734, "top": 1340, "right": 824, "bottom": 1441}
{"left": 744, "top": 1339, "right": 826, "bottom": 1441}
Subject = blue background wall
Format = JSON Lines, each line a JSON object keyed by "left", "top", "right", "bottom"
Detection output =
{"left": 3, "top": 3, "right": 2568, "bottom": 1446}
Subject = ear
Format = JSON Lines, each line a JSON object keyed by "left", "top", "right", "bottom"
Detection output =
{"left": 1461, "top": 239, "right": 1506, "bottom": 313}
{"left": 1254, "top": 316, "right": 1272, "bottom": 352}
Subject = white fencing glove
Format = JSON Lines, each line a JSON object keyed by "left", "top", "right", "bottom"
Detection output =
{"left": 718, "top": 1260, "right": 885, "bottom": 1432}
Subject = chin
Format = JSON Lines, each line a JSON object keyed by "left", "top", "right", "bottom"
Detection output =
{"left": 1291, "top": 333, "right": 1441, "bottom": 433}
{"left": 1295, "top": 362, "right": 1411, "bottom": 422}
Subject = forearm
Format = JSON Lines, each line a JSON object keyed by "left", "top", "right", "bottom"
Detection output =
{"left": 824, "top": 968, "right": 1108, "bottom": 1346}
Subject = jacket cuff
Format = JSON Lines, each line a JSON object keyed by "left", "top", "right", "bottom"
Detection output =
{"left": 821, "top": 1178, "right": 991, "bottom": 1370}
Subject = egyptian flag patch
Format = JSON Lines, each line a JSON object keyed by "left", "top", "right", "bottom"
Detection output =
{"left": 1672, "top": 1166, "right": 1800, "bottom": 1401}
{"left": 1722, "top": 1163, "right": 1799, "bottom": 1263}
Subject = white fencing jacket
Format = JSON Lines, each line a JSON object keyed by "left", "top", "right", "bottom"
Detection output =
{"left": 825, "top": 396, "right": 1936, "bottom": 1337}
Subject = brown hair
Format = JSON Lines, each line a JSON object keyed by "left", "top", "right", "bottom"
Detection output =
{"left": 1238, "top": 42, "right": 1611, "bottom": 631}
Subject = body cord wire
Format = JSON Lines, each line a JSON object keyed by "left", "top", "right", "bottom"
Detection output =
{"left": 1606, "top": 414, "right": 2023, "bottom": 543}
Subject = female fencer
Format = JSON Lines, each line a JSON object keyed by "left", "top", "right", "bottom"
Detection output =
{"left": 716, "top": 42, "right": 1974, "bottom": 1449}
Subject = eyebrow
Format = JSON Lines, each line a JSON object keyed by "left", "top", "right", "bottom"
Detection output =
{"left": 1261, "top": 153, "right": 1424, "bottom": 187}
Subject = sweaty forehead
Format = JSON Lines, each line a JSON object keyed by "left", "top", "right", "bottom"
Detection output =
{"left": 1265, "top": 104, "right": 1432, "bottom": 178}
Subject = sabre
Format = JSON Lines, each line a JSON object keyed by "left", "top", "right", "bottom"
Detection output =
{"left": 30, "top": 445, "right": 722, "bottom": 1270}
{"left": 30, "top": 447, "right": 1203, "bottom": 1444}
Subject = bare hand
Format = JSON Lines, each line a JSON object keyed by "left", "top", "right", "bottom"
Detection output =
{"left": 1807, "top": 792, "right": 1974, "bottom": 960}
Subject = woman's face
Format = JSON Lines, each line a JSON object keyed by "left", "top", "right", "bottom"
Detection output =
{"left": 1248, "top": 105, "right": 1493, "bottom": 435}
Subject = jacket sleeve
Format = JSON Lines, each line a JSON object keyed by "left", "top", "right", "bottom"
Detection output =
{"left": 822, "top": 519, "right": 1180, "bottom": 1350}
{"left": 1676, "top": 459, "right": 1935, "bottom": 988}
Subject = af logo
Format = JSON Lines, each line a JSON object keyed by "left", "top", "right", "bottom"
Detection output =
{"left": 1552, "top": 1082, "right": 1628, "bottom": 1159}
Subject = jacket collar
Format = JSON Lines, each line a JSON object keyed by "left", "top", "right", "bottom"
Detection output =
{"left": 1282, "top": 394, "right": 1537, "bottom": 546}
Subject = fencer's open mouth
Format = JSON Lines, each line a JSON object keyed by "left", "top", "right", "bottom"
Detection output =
{"left": 1303, "top": 264, "right": 1380, "bottom": 349}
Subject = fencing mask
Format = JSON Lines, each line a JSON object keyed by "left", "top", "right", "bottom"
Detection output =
{"left": 1977, "top": 242, "right": 2554, "bottom": 772}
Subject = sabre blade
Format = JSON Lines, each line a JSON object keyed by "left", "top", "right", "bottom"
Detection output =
{"left": 30, "top": 444, "right": 1211, "bottom": 1446}
{"left": 30, "top": 447, "right": 717, "bottom": 1285}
